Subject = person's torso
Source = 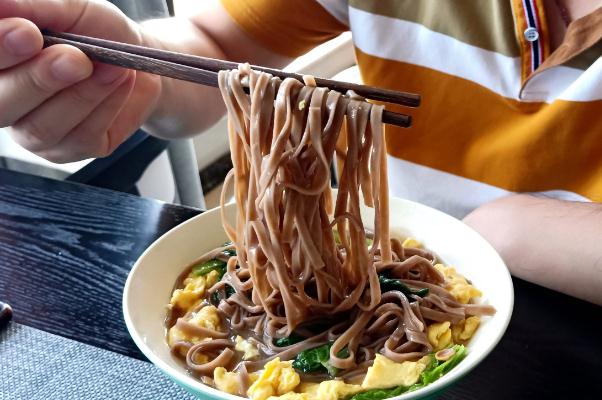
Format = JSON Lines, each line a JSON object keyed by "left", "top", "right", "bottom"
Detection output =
{"left": 319, "top": 0, "right": 602, "bottom": 217}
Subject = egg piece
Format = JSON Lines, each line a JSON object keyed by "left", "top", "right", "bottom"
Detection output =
{"left": 427, "top": 321, "right": 452, "bottom": 351}
{"left": 167, "top": 326, "right": 188, "bottom": 355}
{"left": 169, "top": 275, "right": 208, "bottom": 310}
{"left": 214, "top": 367, "right": 241, "bottom": 395}
{"left": 297, "top": 383, "right": 319, "bottom": 396}
{"left": 267, "top": 393, "right": 310, "bottom": 400}
{"left": 361, "top": 354, "right": 429, "bottom": 390}
{"left": 167, "top": 323, "right": 186, "bottom": 345}
{"left": 247, "top": 358, "right": 300, "bottom": 400}
{"left": 434, "top": 264, "right": 482, "bottom": 304}
{"left": 169, "top": 268, "right": 223, "bottom": 312}
{"left": 315, "top": 380, "right": 363, "bottom": 400}
{"left": 189, "top": 305, "right": 221, "bottom": 331}
{"left": 214, "top": 368, "right": 260, "bottom": 396}
{"left": 191, "top": 351, "right": 209, "bottom": 364}
{"left": 167, "top": 305, "right": 222, "bottom": 355}
{"left": 452, "top": 316, "right": 481, "bottom": 343}
{"left": 236, "top": 335, "right": 260, "bottom": 360}
{"left": 205, "top": 269, "right": 221, "bottom": 288}
{"left": 167, "top": 326, "right": 212, "bottom": 360}
{"left": 277, "top": 363, "right": 301, "bottom": 395}
{"left": 167, "top": 323, "right": 212, "bottom": 356}
{"left": 402, "top": 237, "right": 422, "bottom": 248}
{"left": 295, "top": 381, "right": 362, "bottom": 400}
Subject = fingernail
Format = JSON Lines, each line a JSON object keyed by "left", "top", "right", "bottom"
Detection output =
{"left": 4, "top": 28, "right": 39, "bottom": 57}
{"left": 50, "top": 55, "right": 91, "bottom": 82}
{"left": 93, "top": 63, "right": 127, "bottom": 85}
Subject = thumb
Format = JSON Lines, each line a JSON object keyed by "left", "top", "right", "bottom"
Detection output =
{"left": 0, "top": 0, "right": 139, "bottom": 42}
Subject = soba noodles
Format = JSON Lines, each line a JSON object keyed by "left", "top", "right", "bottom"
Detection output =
{"left": 165, "top": 65, "right": 495, "bottom": 400}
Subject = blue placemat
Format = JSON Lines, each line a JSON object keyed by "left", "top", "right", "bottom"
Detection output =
{"left": 0, "top": 323, "right": 196, "bottom": 400}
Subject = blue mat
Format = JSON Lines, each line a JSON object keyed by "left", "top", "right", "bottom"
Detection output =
{"left": 0, "top": 323, "right": 195, "bottom": 400}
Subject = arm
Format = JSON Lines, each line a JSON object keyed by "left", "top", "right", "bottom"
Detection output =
{"left": 463, "top": 194, "right": 602, "bottom": 305}
{"left": 140, "top": 0, "right": 292, "bottom": 138}
{"left": 0, "top": 0, "right": 290, "bottom": 162}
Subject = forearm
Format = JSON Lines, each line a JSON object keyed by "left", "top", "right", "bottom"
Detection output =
{"left": 139, "top": 17, "right": 226, "bottom": 138}
{"left": 139, "top": 2, "right": 291, "bottom": 139}
{"left": 464, "top": 194, "right": 602, "bottom": 305}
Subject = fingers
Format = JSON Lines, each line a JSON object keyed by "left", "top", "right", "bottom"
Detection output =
{"left": 110, "top": 72, "right": 162, "bottom": 140}
{"left": 11, "top": 63, "right": 130, "bottom": 152}
{"left": 0, "top": 44, "right": 93, "bottom": 127}
{"left": 0, "top": 0, "right": 135, "bottom": 41}
{"left": 34, "top": 71, "right": 137, "bottom": 163}
{"left": 0, "top": 0, "right": 90, "bottom": 34}
{"left": 0, "top": 0, "right": 149, "bottom": 164}
{"left": 0, "top": 18, "right": 42, "bottom": 69}
{"left": 10, "top": 70, "right": 159, "bottom": 163}
{"left": 32, "top": 71, "right": 161, "bottom": 164}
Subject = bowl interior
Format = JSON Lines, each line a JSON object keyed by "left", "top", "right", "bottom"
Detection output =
{"left": 123, "top": 196, "right": 513, "bottom": 400}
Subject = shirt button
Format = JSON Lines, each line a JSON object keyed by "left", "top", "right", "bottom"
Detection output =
{"left": 524, "top": 27, "right": 539, "bottom": 42}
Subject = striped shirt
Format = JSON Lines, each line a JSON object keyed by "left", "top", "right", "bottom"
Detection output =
{"left": 221, "top": 0, "right": 602, "bottom": 218}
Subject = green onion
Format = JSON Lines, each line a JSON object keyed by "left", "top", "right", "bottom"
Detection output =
{"left": 273, "top": 334, "right": 305, "bottom": 347}
{"left": 292, "top": 343, "right": 349, "bottom": 376}
{"left": 192, "top": 259, "right": 227, "bottom": 279}
{"left": 378, "top": 274, "right": 429, "bottom": 301}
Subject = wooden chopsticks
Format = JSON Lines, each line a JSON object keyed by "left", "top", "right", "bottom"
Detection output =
{"left": 42, "top": 31, "right": 420, "bottom": 128}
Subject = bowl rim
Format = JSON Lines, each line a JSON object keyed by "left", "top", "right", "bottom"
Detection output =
{"left": 123, "top": 196, "right": 514, "bottom": 400}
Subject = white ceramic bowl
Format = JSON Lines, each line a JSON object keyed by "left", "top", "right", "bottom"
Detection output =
{"left": 123, "top": 196, "right": 513, "bottom": 400}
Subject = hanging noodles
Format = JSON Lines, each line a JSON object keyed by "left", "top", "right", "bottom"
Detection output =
{"left": 165, "top": 65, "right": 496, "bottom": 393}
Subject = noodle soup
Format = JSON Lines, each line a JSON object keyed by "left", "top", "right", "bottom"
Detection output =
{"left": 161, "top": 66, "right": 495, "bottom": 400}
{"left": 165, "top": 237, "right": 493, "bottom": 400}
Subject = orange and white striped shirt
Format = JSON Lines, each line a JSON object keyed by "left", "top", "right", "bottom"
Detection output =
{"left": 221, "top": 0, "right": 602, "bottom": 217}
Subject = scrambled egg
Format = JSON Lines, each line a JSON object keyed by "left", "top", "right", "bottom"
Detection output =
{"left": 434, "top": 264, "right": 482, "bottom": 304}
{"left": 214, "top": 367, "right": 241, "bottom": 395}
{"left": 167, "top": 305, "right": 222, "bottom": 352}
{"left": 268, "top": 393, "right": 309, "bottom": 400}
{"left": 169, "top": 269, "right": 220, "bottom": 310}
{"left": 189, "top": 305, "right": 221, "bottom": 331}
{"left": 236, "top": 335, "right": 260, "bottom": 360}
{"left": 297, "top": 383, "right": 319, "bottom": 394}
{"left": 247, "top": 358, "right": 301, "bottom": 400}
{"left": 297, "top": 381, "right": 362, "bottom": 400}
{"left": 402, "top": 237, "right": 422, "bottom": 248}
{"left": 452, "top": 316, "right": 481, "bottom": 343}
{"left": 214, "top": 368, "right": 259, "bottom": 395}
{"left": 167, "top": 325, "right": 187, "bottom": 348}
{"left": 265, "top": 355, "right": 433, "bottom": 399}
{"left": 167, "top": 331, "right": 211, "bottom": 358}
{"left": 427, "top": 321, "right": 452, "bottom": 351}
{"left": 428, "top": 317, "right": 480, "bottom": 350}
{"left": 361, "top": 354, "right": 430, "bottom": 389}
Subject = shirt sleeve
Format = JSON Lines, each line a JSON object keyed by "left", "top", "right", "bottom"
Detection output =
{"left": 220, "top": 0, "right": 348, "bottom": 58}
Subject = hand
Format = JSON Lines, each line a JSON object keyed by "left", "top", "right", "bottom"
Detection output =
{"left": 0, "top": 0, "right": 161, "bottom": 163}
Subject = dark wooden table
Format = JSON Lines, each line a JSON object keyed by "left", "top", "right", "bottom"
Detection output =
{"left": 0, "top": 168, "right": 600, "bottom": 399}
